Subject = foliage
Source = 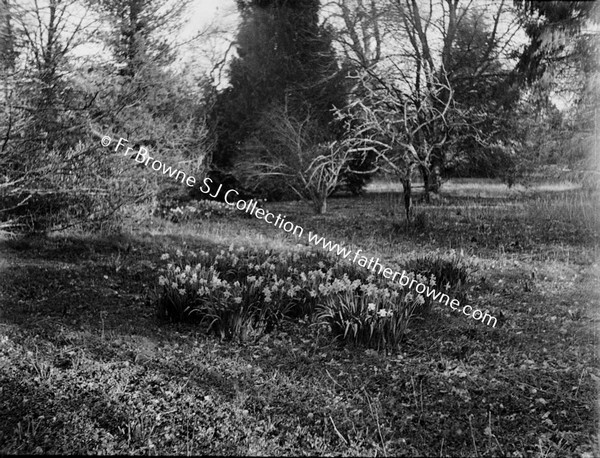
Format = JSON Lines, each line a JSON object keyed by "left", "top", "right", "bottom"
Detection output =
{"left": 156, "top": 244, "right": 431, "bottom": 349}
{"left": 513, "top": 0, "right": 598, "bottom": 84}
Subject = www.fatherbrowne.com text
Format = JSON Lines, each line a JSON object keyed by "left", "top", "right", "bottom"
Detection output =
{"left": 103, "top": 136, "right": 497, "bottom": 327}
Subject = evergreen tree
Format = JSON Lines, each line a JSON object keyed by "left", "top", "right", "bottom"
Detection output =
{"left": 212, "top": 0, "right": 346, "bottom": 169}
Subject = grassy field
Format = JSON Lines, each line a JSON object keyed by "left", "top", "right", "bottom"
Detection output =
{"left": 0, "top": 178, "right": 598, "bottom": 456}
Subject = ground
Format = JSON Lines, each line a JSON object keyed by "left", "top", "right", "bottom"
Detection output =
{"left": 0, "top": 178, "right": 598, "bottom": 456}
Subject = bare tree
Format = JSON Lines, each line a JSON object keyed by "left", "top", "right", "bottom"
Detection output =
{"left": 238, "top": 104, "right": 375, "bottom": 214}
{"left": 339, "top": 66, "right": 457, "bottom": 221}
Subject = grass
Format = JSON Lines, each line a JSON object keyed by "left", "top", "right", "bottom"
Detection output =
{"left": 0, "top": 178, "right": 598, "bottom": 456}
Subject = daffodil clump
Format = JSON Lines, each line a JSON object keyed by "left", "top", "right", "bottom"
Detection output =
{"left": 315, "top": 273, "right": 436, "bottom": 351}
{"left": 156, "top": 245, "right": 436, "bottom": 351}
{"left": 157, "top": 199, "right": 238, "bottom": 223}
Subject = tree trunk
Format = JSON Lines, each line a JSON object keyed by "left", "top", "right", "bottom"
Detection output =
{"left": 314, "top": 196, "right": 327, "bottom": 214}
{"left": 420, "top": 165, "right": 431, "bottom": 203}
{"left": 430, "top": 160, "right": 442, "bottom": 194}
{"left": 401, "top": 176, "right": 413, "bottom": 224}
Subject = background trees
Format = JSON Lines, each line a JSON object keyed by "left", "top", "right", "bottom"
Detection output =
{"left": 0, "top": 0, "right": 214, "bottom": 232}
{"left": 0, "top": 0, "right": 597, "bottom": 231}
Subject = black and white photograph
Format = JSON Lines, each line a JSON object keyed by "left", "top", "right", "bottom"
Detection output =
{"left": 0, "top": 0, "right": 598, "bottom": 455}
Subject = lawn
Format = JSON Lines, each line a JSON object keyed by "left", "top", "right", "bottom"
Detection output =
{"left": 0, "top": 179, "right": 598, "bottom": 456}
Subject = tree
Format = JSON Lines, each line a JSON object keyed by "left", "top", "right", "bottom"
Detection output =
{"left": 338, "top": 68, "right": 458, "bottom": 221}
{"left": 0, "top": 0, "right": 211, "bottom": 233}
{"left": 507, "top": 1, "right": 600, "bottom": 188}
{"left": 212, "top": 0, "right": 346, "bottom": 172}
{"left": 444, "top": 4, "right": 520, "bottom": 179}
{"left": 0, "top": 0, "right": 17, "bottom": 71}
{"left": 90, "top": 0, "right": 214, "bottom": 206}
{"left": 388, "top": 0, "right": 522, "bottom": 198}
{"left": 238, "top": 104, "right": 374, "bottom": 213}
{"left": 513, "top": 1, "right": 598, "bottom": 84}
{"left": 325, "top": 0, "right": 386, "bottom": 69}
{"left": 0, "top": 0, "right": 108, "bottom": 232}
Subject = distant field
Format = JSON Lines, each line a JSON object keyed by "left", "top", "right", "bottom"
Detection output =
{"left": 365, "top": 177, "right": 582, "bottom": 196}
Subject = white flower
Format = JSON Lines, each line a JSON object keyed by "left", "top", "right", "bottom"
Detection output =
{"left": 160, "top": 253, "right": 170, "bottom": 260}
{"left": 233, "top": 297, "right": 242, "bottom": 304}
{"left": 178, "top": 288, "right": 186, "bottom": 296}
{"left": 176, "top": 249, "right": 183, "bottom": 257}
{"left": 185, "top": 265, "right": 191, "bottom": 273}
{"left": 171, "top": 282, "right": 178, "bottom": 289}
{"left": 377, "top": 309, "right": 388, "bottom": 318}
{"left": 416, "top": 295, "right": 425, "bottom": 305}
{"left": 158, "top": 276, "right": 167, "bottom": 286}
{"left": 405, "top": 292, "right": 414, "bottom": 302}
{"left": 367, "top": 303, "right": 376, "bottom": 312}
